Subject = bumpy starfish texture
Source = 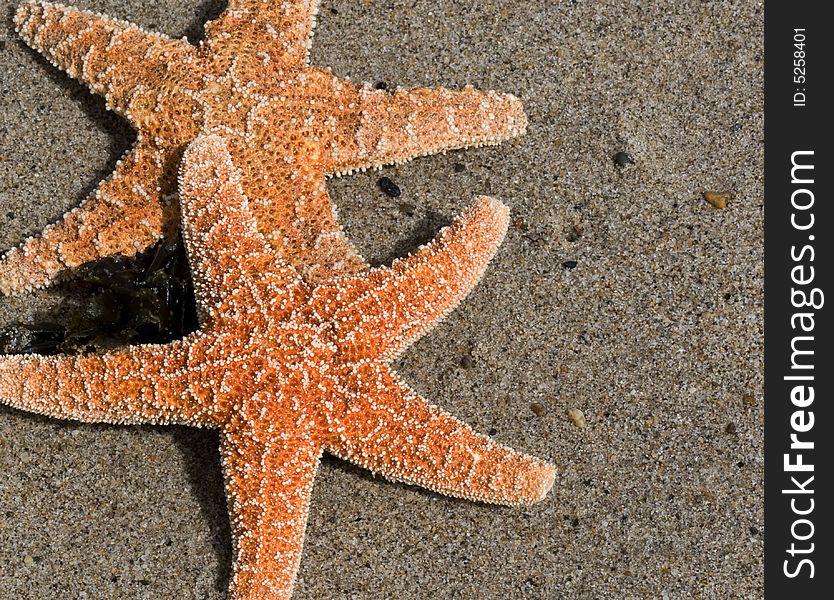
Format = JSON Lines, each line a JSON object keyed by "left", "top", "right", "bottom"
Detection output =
{"left": 1, "top": 0, "right": 527, "bottom": 295}
{"left": 0, "top": 135, "right": 554, "bottom": 598}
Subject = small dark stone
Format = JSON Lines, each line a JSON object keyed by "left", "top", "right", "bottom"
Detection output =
{"left": 737, "top": 461, "right": 745, "bottom": 468}
{"left": 749, "top": 526, "right": 759, "bottom": 536}
{"left": 511, "top": 216, "right": 528, "bottom": 231}
{"left": 725, "top": 422, "right": 737, "bottom": 434}
{"left": 377, "top": 176, "right": 401, "bottom": 198}
{"left": 459, "top": 354, "right": 474, "bottom": 369}
{"left": 397, "top": 202, "right": 416, "bottom": 217}
{"left": 566, "top": 224, "right": 583, "bottom": 242}
{"left": 571, "top": 517, "right": 580, "bottom": 528}
{"left": 6, "top": 211, "right": 14, "bottom": 220}
{"left": 373, "top": 81, "right": 388, "bottom": 90}
{"left": 329, "top": 7, "right": 339, "bottom": 14}
{"left": 0, "top": 40, "right": 6, "bottom": 52}
{"left": 612, "top": 151, "right": 634, "bottom": 168}
{"left": 562, "top": 260, "right": 578, "bottom": 269}
{"left": 530, "top": 402, "right": 545, "bottom": 417}
{"left": 453, "top": 162, "right": 466, "bottom": 173}
{"left": 488, "top": 428, "right": 498, "bottom": 436}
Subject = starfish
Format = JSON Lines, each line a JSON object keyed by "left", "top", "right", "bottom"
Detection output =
{"left": 1, "top": 0, "right": 527, "bottom": 295}
{"left": 0, "top": 135, "right": 555, "bottom": 598}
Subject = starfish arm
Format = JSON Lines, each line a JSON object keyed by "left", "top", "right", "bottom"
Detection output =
{"left": 205, "top": 0, "right": 320, "bottom": 69}
{"left": 234, "top": 139, "right": 369, "bottom": 284}
{"left": 313, "top": 196, "right": 509, "bottom": 362}
{"left": 256, "top": 174, "right": 369, "bottom": 284}
{"left": 179, "top": 135, "right": 309, "bottom": 327}
{"left": 327, "top": 362, "right": 555, "bottom": 506}
{"left": 14, "top": 1, "right": 197, "bottom": 125}
{"left": 221, "top": 413, "right": 321, "bottom": 599}
{"left": 0, "top": 340, "right": 215, "bottom": 426}
{"left": 326, "top": 85, "right": 527, "bottom": 175}
{"left": 0, "top": 139, "right": 176, "bottom": 296}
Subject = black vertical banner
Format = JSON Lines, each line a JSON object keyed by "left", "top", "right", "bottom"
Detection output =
{"left": 764, "top": 3, "right": 833, "bottom": 598}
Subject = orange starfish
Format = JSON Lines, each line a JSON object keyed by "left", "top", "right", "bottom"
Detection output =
{"left": 1, "top": 0, "right": 527, "bottom": 295}
{"left": 0, "top": 135, "right": 555, "bottom": 598}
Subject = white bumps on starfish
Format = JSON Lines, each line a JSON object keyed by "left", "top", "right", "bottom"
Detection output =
{"left": 1, "top": 134, "right": 554, "bottom": 598}
{"left": 1, "top": 0, "right": 527, "bottom": 294}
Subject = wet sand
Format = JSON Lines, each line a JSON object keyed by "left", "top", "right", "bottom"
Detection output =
{"left": 0, "top": 1, "right": 763, "bottom": 597}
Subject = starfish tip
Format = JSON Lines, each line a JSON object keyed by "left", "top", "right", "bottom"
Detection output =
{"left": 468, "top": 195, "right": 511, "bottom": 240}
{"left": 536, "top": 464, "right": 557, "bottom": 502}
{"left": 13, "top": 3, "right": 33, "bottom": 30}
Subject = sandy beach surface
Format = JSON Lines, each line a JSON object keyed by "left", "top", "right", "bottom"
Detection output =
{"left": 0, "top": 1, "right": 763, "bottom": 598}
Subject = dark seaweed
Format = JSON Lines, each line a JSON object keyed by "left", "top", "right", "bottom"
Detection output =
{"left": 0, "top": 237, "right": 198, "bottom": 355}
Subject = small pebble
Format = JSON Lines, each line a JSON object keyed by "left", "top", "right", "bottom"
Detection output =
{"left": 725, "top": 422, "right": 737, "bottom": 434}
{"left": 612, "top": 152, "right": 634, "bottom": 168}
{"left": 567, "top": 408, "right": 586, "bottom": 429}
{"left": 373, "top": 81, "right": 389, "bottom": 90}
{"left": 459, "top": 354, "right": 474, "bottom": 369}
{"left": 377, "top": 177, "right": 401, "bottom": 198}
{"left": 0, "top": 40, "right": 6, "bottom": 52}
{"left": 530, "top": 402, "right": 546, "bottom": 417}
{"left": 488, "top": 427, "right": 498, "bottom": 436}
{"left": 397, "top": 202, "right": 415, "bottom": 216}
{"left": 703, "top": 191, "right": 733, "bottom": 209}
{"left": 742, "top": 393, "right": 757, "bottom": 407}
{"left": 23, "top": 554, "right": 35, "bottom": 567}
{"left": 511, "top": 216, "right": 528, "bottom": 231}
{"left": 562, "top": 260, "right": 578, "bottom": 269}
{"left": 453, "top": 162, "right": 466, "bottom": 173}
{"left": 566, "top": 224, "right": 583, "bottom": 242}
